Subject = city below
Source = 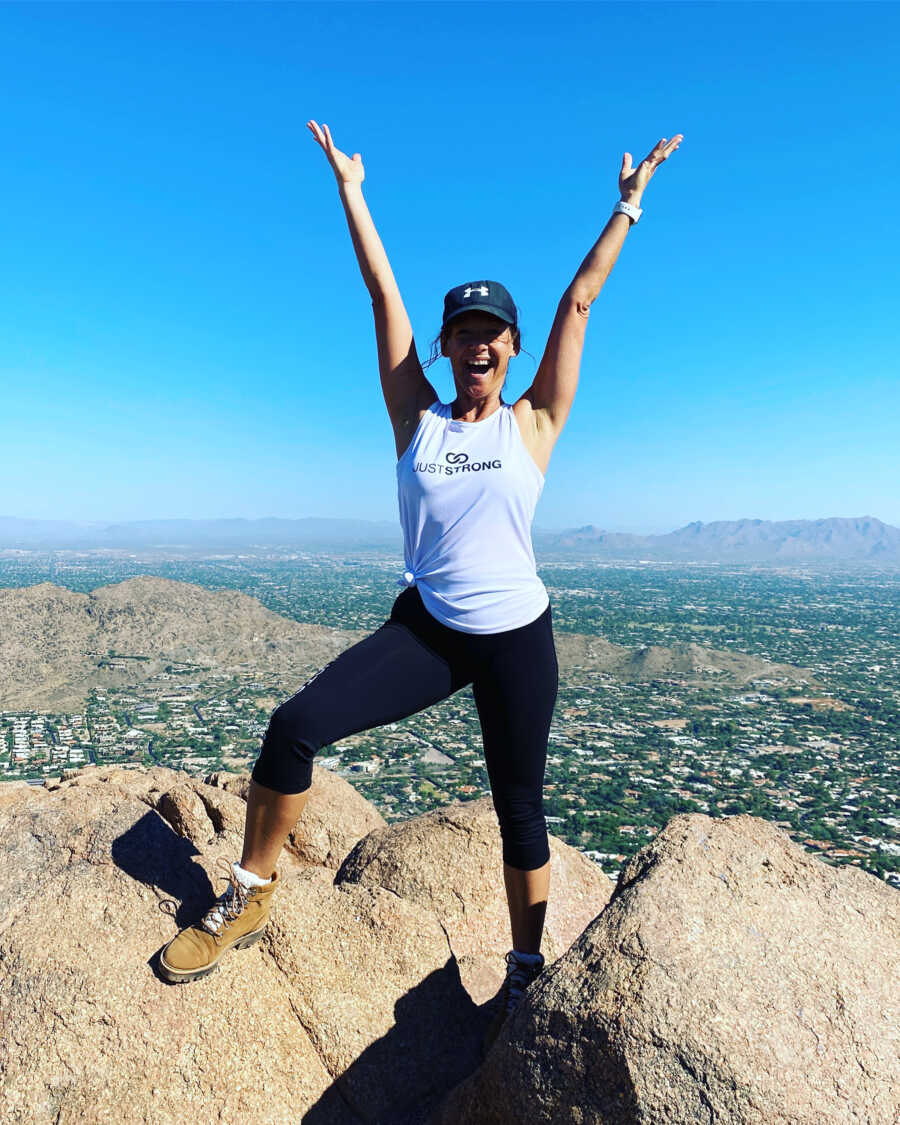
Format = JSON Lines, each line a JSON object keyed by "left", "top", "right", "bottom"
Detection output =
{"left": 1, "top": 549, "right": 897, "bottom": 888}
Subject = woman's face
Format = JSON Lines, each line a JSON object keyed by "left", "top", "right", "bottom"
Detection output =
{"left": 442, "top": 312, "right": 518, "bottom": 401}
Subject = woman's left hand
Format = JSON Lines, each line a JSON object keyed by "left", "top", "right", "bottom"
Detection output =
{"left": 619, "top": 135, "right": 683, "bottom": 203}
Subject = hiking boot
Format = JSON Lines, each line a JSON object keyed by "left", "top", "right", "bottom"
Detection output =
{"left": 482, "top": 949, "right": 545, "bottom": 1054}
{"left": 159, "top": 861, "right": 278, "bottom": 983}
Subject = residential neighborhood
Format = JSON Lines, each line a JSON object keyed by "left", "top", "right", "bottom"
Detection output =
{"left": 2, "top": 552, "right": 897, "bottom": 887}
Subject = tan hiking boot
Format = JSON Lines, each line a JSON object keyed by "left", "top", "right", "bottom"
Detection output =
{"left": 159, "top": 861, "right": 278, "bottom": 983}
{"left": 482, "top": 949, "right": 545, "bottom": 1054}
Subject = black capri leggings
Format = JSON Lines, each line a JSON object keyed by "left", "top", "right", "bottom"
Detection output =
{"left": 251, "top": 585, "right": 558, "bottom": 871}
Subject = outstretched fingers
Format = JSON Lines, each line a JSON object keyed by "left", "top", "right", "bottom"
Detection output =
{"left": 306, "top": 119, "right": 364, "bottom": 185}
{"left": 307, "top": 119, "right": 339, "bottom": 159}
{"left": 307, "top": 119, "right": 327, "bottom": 149}
{"left": 643, "top": 134, "right": 684, "bottom": 168}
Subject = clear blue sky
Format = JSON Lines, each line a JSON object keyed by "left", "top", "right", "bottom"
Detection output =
{"left": 2, "top": 2, "right": 898, "bottom": 533}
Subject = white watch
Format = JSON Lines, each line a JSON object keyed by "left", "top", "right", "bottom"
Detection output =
{"left": 613, "top": 200, "right": 642, "bottom": 224}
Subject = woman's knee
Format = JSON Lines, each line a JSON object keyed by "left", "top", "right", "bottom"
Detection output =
{"left": 495, "top": 795, "right": 550, "bottom": 870}
{"left": 251, "top": 700, "right": 320, "bottom": 795}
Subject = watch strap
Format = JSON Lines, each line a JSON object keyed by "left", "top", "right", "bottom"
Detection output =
{"left": 613, "top": 200, "right": 642, "bottom": 224}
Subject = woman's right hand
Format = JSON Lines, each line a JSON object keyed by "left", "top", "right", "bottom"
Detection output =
{"left": 307, "top": 120, "right": 365, "bottom": 187}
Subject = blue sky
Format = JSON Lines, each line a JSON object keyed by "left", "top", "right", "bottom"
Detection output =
{"left": 1, "top": 1, "right": 898, "bottom": 533}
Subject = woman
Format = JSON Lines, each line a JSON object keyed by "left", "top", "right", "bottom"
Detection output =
{"left": 160, "top": 121, "right": 682, "bottom": 1037}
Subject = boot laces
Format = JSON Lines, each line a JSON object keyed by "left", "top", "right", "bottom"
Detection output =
{"left": 201, "top": 859, "right": 250, "bottom": 936}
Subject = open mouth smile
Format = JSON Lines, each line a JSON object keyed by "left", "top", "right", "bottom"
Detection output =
{"left": 465, "top": 358, "right": 492, "bottom": 377}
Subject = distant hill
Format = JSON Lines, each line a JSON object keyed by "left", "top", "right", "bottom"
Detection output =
{"left": 535, "top": 516, "right": 900, "bottom": 563}
{"left": 0, "top": 578, "right": 816, "bottom": 711}
{"left": 0, "top": 578, "right": 361, "bottom": 710}
{"left": 2, "top": 514, "right": 897, "bottom": 563}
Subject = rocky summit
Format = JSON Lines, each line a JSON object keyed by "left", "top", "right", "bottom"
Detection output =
{"left": 0, "top": 766, "right": 896, "bottom": 1125}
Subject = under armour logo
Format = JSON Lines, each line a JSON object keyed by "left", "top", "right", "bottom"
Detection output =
{"left": 446, "top": 451, "right": 469, "bottom": 464}
{"left": 462, "top": 285, "right": 489, "bottom": 299}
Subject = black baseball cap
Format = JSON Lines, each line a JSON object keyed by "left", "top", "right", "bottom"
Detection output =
{"left": 442, "top": 280, "right": 517, "bottom": 329}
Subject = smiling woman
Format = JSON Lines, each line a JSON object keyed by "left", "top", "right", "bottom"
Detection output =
{"left": 160, "top": 117, "right": 682, "bottom": 1051}
{"left": 439, "top": 297, "right": 520, "bottom": 398}
{"left": 424, "top": 288, "right": 522, "bottom": 374}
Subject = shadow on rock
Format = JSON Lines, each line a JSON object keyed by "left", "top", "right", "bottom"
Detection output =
{"left": 112, "top": 810, "right": 214, "bottom": 928}
{"left": 302, "top": 957, "right": 493, "bottom": 1125}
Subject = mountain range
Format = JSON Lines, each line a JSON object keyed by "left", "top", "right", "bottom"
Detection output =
{"left": 1, "top": 515, "right": 898, "bottom": 562}
{"left": 537, "top": 515, "right": 900, "bottom": 562}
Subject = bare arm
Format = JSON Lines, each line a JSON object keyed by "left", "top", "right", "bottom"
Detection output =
{"left": 307, "top": 122, "right": 436, "bottom": 450}
{"left": 520, "top": 135, "right": 683, "bottom": 443}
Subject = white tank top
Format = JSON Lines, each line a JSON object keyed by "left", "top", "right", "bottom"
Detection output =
{"left": 396, "top": 400, "right": 549, "bottom": 633}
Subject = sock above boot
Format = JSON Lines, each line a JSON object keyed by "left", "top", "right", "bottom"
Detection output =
{"left": 232, "top": 861, "right": 272, "bottom": 889}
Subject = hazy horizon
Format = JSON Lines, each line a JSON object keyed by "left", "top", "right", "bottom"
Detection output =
{"left": 2, "top": 511, "right": 897, "bottom": 540}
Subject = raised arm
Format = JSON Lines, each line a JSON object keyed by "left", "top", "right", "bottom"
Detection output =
{"left": 307, "top": 121, "right": 436, "bottom": 456}
{"left": 518, "top": 135, "right": 683, "bottom": 454}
